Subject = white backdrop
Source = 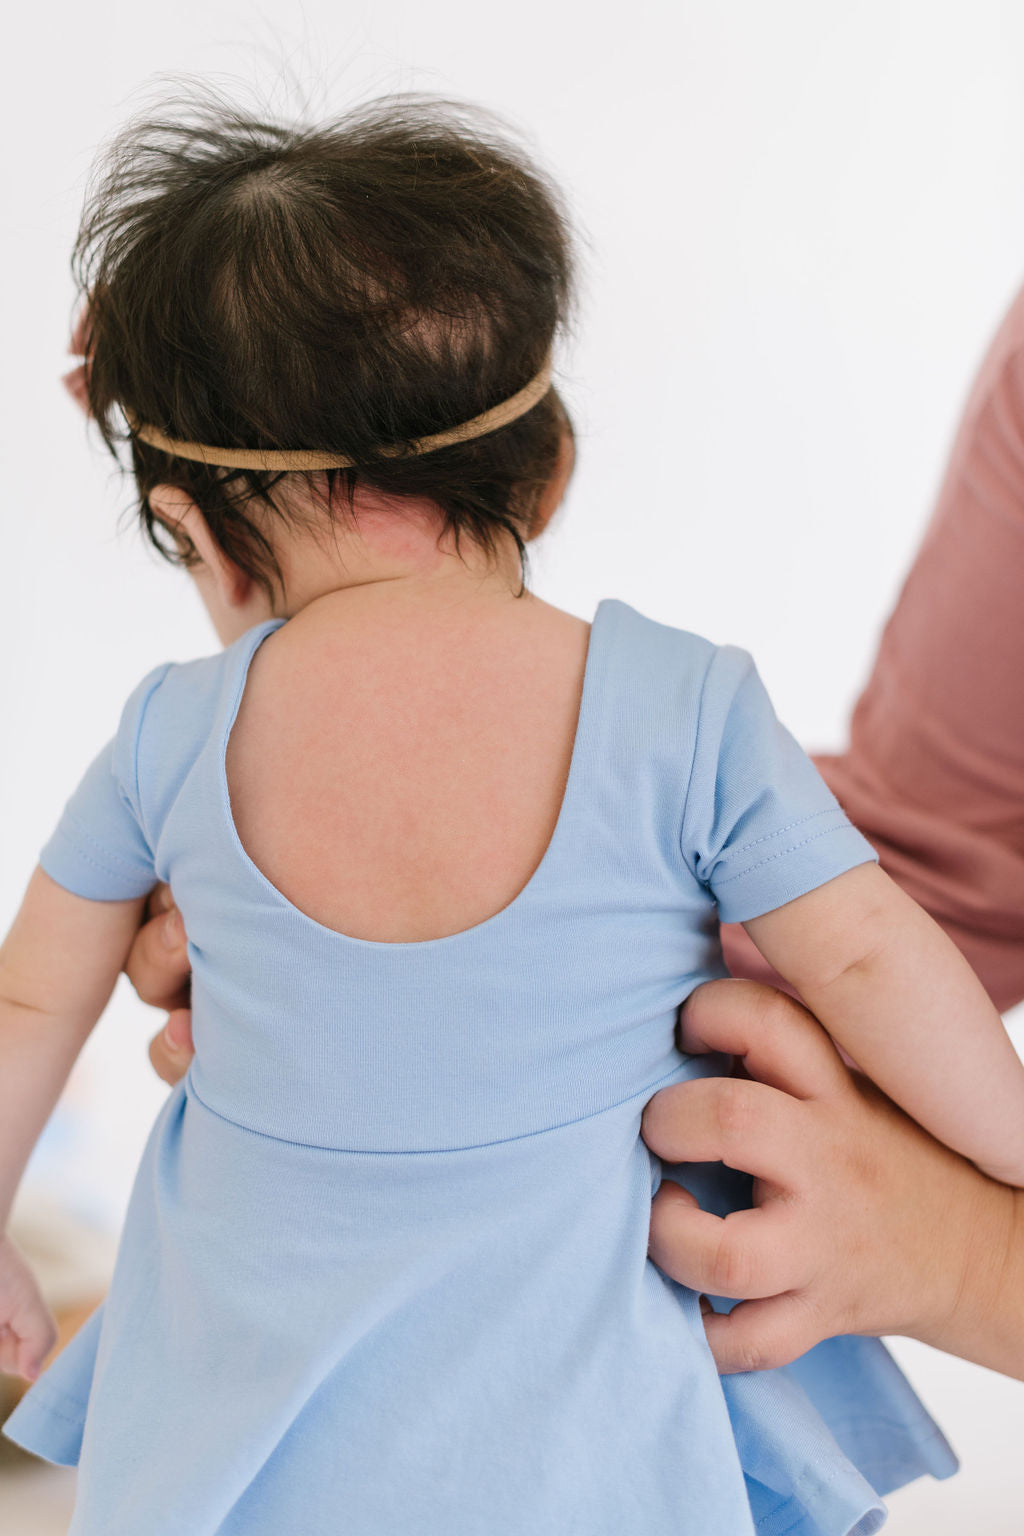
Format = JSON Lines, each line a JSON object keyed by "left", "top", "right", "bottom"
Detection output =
{"left": 2, "top": 3, "right": 1024, "bottom": 1530}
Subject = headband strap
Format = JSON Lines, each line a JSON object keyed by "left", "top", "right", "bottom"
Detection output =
{"left": 122, "top": 359, "right": 554, "bottom": 472}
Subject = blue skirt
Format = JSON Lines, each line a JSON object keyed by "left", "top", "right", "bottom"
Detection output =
{"left": 3, "top": 1068, "right": 957, "bottom": 1535}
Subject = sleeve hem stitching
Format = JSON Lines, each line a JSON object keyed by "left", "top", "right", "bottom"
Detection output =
{"left": 50, "top": 813, "right": 153, "bottom": 881}
{"left": 722, "top": 805, "right": 845, "bottom": 861}
{"left": 713, "top": 822, "right": 870, "bottom": 887}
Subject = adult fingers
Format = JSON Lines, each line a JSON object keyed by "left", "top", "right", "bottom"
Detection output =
{"left": 147, "top": 1009, "right": 195, "bottom": 1087}
{"left": 641, "top": 1075, "right": 806, "bottom": 1188}
{"left": 124, "top": 903, "right": 191, "bottom": 1012}
{"left": 144, "top": 882, "right": 177, "bottom": 920}
{"left": 678, "top": 979, "right": 851, "bottom": 1101}
{"left": 648, "top": 1188, "right": 811, "bottom": 1299}
{"left": 702, "top": 1293, "right": 828, "bottom": 1375}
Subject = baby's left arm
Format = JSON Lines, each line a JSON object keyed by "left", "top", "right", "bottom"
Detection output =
{"left": 0, "top": 865, "right": 147, "bottom": 1378}
{"left": 738, "top": 861, "right": 1024, "bottom": 1186}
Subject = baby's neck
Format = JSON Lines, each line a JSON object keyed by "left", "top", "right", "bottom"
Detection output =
{"left": 281, "top": 560, "right": 531, "bottom": 637}
{"left": 219, "top": 492, "right": 528, "bottom": 643}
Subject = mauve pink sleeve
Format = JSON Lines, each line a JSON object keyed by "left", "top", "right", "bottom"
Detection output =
{"left": 723, "top": 282, "right": 1024, "bottom": 1012}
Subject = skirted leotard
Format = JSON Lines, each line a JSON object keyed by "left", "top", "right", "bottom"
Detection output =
{"left": 2, "top": 598, "right": 957, "bottom": 1534}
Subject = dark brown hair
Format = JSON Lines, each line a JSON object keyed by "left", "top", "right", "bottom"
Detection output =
{"left": 74, "top": 86, "right": 577, "bottom": 601}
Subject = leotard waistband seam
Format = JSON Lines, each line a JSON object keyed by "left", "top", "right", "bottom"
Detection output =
{"left": 182, "top": 1060, "right": 693, "bottom": 1154}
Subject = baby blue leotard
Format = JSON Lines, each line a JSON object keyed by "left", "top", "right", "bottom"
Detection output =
{"left": 2, "top": 598, "right": 956, "bottom": 1535}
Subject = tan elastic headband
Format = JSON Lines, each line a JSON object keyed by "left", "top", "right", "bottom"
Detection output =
{"left": 123, "top": 359, "right": 553, "bottom": 471}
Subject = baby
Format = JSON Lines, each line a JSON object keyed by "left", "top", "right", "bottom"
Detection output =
{"left": 0, "top": 87, "right": 1019, "bottom": 1534}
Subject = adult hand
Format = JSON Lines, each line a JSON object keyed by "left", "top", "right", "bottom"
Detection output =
{"left": 642, "top": 978, "right": 1024, "bottom": 1379}
{"left": 123, "top": 884, "right": 195, "bottom": 1086}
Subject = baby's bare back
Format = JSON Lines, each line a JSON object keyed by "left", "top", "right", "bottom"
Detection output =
{"left": 225, "top": 592, "right": 592, "bottom": 944}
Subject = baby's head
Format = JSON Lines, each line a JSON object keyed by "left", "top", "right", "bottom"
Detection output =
{"left": 72, "top": 86, "right": 577, "bottom": 627}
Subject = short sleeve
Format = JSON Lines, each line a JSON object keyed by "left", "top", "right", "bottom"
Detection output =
{"left": 39, "top": 663, "right": 173, "bottom": 901}
{"left": 681, "top": 645, "right": 878, "bottom": 923}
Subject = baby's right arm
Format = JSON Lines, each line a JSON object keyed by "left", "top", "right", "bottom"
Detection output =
{"left": 731, "top": 862, "right": 1024, "bottom": 1187}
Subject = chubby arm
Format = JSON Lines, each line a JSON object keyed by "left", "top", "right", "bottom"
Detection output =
{"left": 0, "top": 865, "right": 148, "bottom": 1230}
{"left": 740, "top": 862, "right": 1024, "bottom": 1185}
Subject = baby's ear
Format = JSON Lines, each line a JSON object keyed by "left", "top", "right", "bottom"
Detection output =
{"left": 148, "top": 485, "right": 197, "bottom": 558}
{"left": 148, "top": 484, "right": 253, "bottom": 609}
{"left": 148, "top": 484, "right": 196, "bottom": 540}
{"left": 148, "top": 488, "right": 198, "bottom": 556}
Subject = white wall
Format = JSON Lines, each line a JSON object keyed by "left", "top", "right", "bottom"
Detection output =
{"left": 3, "top": 3, "right": 1024, "bottom": 1529}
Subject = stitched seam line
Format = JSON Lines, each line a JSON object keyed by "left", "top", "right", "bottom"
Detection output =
{"left": 714, "top": 823, "right": 862, "bottom": 886}
{"left": 755, "top": 1456, "right": 874, "bottom": 1536}
{"left": 677, "top": 646, "right": 720, "bottom": 869}
{"left": 125, "top": 663, "right": 173, "bottom": 844}
{"left": 52, "top": 815, "right": 151, "bottom": 880}
{"left": 723, "top": 805, "right": 843, "bottom": 860}
{"left": 185, "top": 1060, "right": 690, "bottom": 1155}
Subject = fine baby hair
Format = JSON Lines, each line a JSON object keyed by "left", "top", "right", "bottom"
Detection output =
{"left": 72, "top": 86, "right": 576, "bottom": 601}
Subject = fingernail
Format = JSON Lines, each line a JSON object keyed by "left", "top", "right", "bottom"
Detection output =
{"left": 161, "top": 910, "right": 185, "bottom": 950}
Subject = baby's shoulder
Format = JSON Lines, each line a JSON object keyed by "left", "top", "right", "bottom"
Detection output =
{"left": 129, "top": 621, "right": 277, "bottom": 727}
{"left": 601, "top": 598, "right": 756, "bottom": 710}
{"left": 140, "top": 645, "right": 235, "bottom": 724}
{"left": 115, "top": 622, "right": 276, "bottom": 820}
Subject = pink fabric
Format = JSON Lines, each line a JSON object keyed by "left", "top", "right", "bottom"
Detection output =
{"left": 723, "top": 283, "right": 1024, "bottom": 1012}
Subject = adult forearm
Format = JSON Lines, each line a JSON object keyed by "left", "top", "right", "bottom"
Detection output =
{"left": 911, "top": 1176, "right": 1024, "bottom": 1380}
